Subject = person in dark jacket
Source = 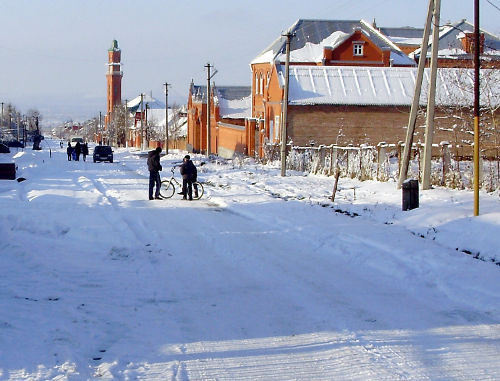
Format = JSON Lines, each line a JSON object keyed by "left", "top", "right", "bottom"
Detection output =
{"left": 66, "top": 142, "right": 73, "bottom": 161}
{"left": 147, "top": 146, "right": 163, "bottom": 200}
{"left": 82, "top": 143, "right": 89, "bottom": 162}
{"left": 179, "top": 155, "right": 197, "bottom": 200}
{"left": 74, "top": 141, "right": 82, "bottom": 161}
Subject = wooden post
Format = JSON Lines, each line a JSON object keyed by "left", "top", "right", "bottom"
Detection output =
{"left": 422, "top": 0, "right": 441, "bottom": 189}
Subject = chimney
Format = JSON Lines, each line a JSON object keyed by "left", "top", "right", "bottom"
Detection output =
{"left": 460, "top": 32, "right": 485, "bottom": 54}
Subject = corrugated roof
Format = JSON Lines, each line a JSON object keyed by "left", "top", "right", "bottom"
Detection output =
{"left": 276, "top": 65, "right": 499, "bottom": 107}
{"left": 215, "top": 86, "right": 252, "bottom": 119}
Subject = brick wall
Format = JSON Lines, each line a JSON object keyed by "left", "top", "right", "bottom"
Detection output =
{"left": 288, "top": 105, "right": 498, "bottom": 157}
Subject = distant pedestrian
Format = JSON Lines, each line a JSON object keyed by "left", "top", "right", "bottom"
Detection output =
{"left": 180, "top": 155, "right": 197, "bottom": 200}
{"left": 60, "top": 141, "right": 63, "bottom": 148}
{"left": 74, "top": 141, "right": 81, "bottom": 161}
{"left": 67, "top": 142, "right": 73, "bottom": 161}
{"left": 82, "top": 143, "right": 89, "bottom": 162}
{"left": 147, "top": 146, "right": 163, "bottom": 200}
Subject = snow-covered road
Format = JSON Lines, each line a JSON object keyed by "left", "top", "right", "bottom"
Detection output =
{"left": 1, "top": 144, "right": 499, "bottom": 380}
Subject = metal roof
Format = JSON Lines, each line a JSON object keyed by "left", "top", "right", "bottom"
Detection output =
{"left": 252, "top": 19, "right": 414, "bottom": 66}
{"left": 216, "top": 86, "right": 251, "bottom": 101}
{"left": 276, "top": 65, "right": 499, "bottom": 107}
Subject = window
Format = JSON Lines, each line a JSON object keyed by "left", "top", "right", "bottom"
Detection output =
{"left": 255, "top": 73, "right": 259, "bottom": 95}
{"left": 353, "top": 43, "right": 364, "bottom": 56}
{"left": 259, "top": 74, "right": 263, "bottom": 95}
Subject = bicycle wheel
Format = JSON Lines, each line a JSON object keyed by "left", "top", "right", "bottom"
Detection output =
{"left": 192, "top": 181, "right": 204, "bottom": 200}
{"left": 159, "top": 180, "right": 175, "bottom": 199}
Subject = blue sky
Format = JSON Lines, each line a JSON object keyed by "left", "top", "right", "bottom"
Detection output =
{"left": 0, "top": 0, "right": 498, "bottom": 123}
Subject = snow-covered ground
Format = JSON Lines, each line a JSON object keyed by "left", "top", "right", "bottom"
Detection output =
{"left": 1, "top": 140, "right": 499, "bottom": 380}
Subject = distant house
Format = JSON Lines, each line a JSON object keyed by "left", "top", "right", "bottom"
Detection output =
{"left": 187, "top": 81, "right": 251, "bottom": 158}
{"left": 127, "top": 94, "right": 187, "bottom": 150}
{"left": 411, "top": 19, "right": 500, "bottom": 68}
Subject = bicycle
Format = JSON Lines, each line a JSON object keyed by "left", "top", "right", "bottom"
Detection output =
{"left": 159, "top": 167, "right": 204, "bottom": 200}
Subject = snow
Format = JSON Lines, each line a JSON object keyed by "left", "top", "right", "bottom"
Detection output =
{"left": 277, "top": 65, "right": 500, "bottom": 107}
{"left": 218, "top": 95, "right": 252, "bottom": 119}
{"left": 279, "top": 31, "right": 350, "bottom": 63}
{"left": 1, "top": 141, "right": 499, "bottom": 380}
{"left": 388, "top": 37, "right": 422, "bottom": 46}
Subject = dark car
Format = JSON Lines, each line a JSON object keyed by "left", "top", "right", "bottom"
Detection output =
{"left": 93, "top": 145, "right": 113, "bottom": 163}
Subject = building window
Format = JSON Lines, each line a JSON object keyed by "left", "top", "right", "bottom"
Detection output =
{"left": 353, "top": 43, "right": 364, "bottom": 56}
{"left": 259, "top": 74, "right": 263, "bottom": 95}
{"left": 255, "top": 73, "right": 259, "bottom": 95}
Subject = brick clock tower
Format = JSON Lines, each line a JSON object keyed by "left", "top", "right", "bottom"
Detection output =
{"left": 105, "top": 39, "right": 123, "bottom": 132}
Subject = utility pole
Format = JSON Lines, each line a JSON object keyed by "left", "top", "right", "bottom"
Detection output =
{"left": 421, "top": 0, "right": 441, "bottom": 190}
{"left": 99, "top": 112, "right": 102, "bottom": 144}
{"left": 397, "top": 0, "right": 434, "bottom": 188}
{"left": 125, "top": 99, "right": 128, "bottom": 148}
{"left": 140, "top": 93, "right": 145, "bottom": 150}
{"left": 145, "top": 103, "right": 149, "bottom": 149}
{"left": 164, "top": 82, "right": 170, "bottom": 154}
{"left": 473, "top": 0, "right": 480, "bottom": 215}
{"left": 281, "top": 31, "right": 293, "bottom": 177}
{"left": 205, "top": 63, "right": 217, "bottom": 157}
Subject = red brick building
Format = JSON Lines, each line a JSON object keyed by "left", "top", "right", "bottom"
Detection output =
{"left": 187, "top": 81, "right": 251, "bottom": 158}
{"left": 187, "top": 19, "right": 499, "bottom": 159}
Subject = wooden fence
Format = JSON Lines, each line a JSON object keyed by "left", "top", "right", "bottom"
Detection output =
{"left": 264, "top": 142, "right": 499, "bottom": 192}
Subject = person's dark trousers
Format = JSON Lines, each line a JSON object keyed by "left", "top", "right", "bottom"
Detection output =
{"left": 67, "top": 154, "right": 71, "bottom": 161}
{"left": 76, "top": 154, "right": 80, "bottom": 161}
{"left": 182, "top": 178, "right": 193, "bottom": 200}
{"left": 149, "top": 171, "right": 161, "bottom": 199}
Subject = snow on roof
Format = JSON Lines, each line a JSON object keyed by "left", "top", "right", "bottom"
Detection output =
{"left": 191, "top": 84, "right": 208, "bottom": 103}
{"left": 142, "top": 108, "right": 188, "bottom": 137}
{"left": 387, "top": 37, "right": 422, "bottom": 46}
{"left": 215, "top": 86, "right": 252, "bottom": 119}
{"left": 277, "top": 65, "right": 499, "bottom": 107}
{"left": 279, "top": 31, "right": 350, "bottom": 63}
{"left": 411, "top": 19, "right": 500, "bottom": 59}
{"left": 127, "top": 94, "right": 165, "bottom": 113}
{"left": 251, "top": 19, "right": 415, "bottom": 66}
{"left": 218, "top": 95, "right": 252, "bottom": 119}
{"left": 378, "top": 27, "right": 423, "bottom": 46}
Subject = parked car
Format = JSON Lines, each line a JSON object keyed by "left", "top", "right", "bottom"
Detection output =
{"left": 93, "top": 145, "right": 113, "bottom": 163}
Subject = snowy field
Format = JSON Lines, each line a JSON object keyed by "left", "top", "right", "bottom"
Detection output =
{"left": 0, "top": 140, "right": 499, "bottom": 380}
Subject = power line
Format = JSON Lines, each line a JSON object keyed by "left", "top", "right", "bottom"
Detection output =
{"left": 486, "top": 0, "right": 500, "bottom": 12}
